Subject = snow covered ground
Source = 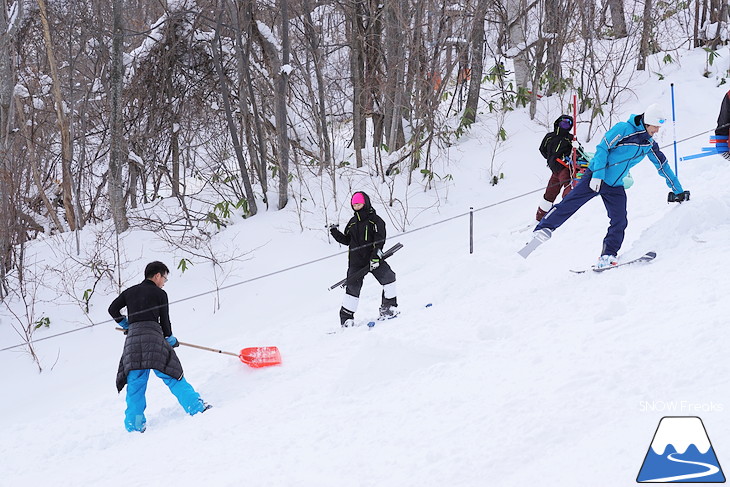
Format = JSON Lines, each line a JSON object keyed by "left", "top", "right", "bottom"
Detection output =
{"left": 2, "top": 47, "right": 730, "bottom": 486}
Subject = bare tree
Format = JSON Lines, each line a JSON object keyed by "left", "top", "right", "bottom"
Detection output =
{"left": 37, "top": 0, "right": 76, "bottom": 231}
{"left": 637, "top": 0, "right": 653, "bottom": 70}
{"left": 506, "top": 0, "right": 530, "bottom": 91}
{"left": 108, "top": 0, "right": 129, "bottom": 233}
{"left": 0, "top": 0, "right": 21, "bottom": 141}
{"left": 300, "top": 0, "right": 333, "bottom": 171}
{"left": 276, "top": 0, "right": 291, "bottom": 210}
{"left": 252, "top": 0, "right": 291, "bottom": 209}
{"left": 462, "top": 0, "right": 489, "bottom": 127}
{"left": 211, "top": 11, "right": 258, "bottom": 216}
{"left": 229, "top": 0, "right": 269, "bottom": 205}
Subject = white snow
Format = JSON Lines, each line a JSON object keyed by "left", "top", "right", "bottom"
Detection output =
{"left": 2, "top": 44, "right": 730, "bottom": 487}
{"left": 256, "top": 20, "right": 282, "bottom": 52}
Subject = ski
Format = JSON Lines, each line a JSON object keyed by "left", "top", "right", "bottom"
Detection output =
{"left": 517, "top": 229, "right": 552, "bottom": 258}
{"left": 570, "top": 251, "right": 657, "bottom": 274}
{"left": 326, "top": 311, "right": 399, "bottom": 334}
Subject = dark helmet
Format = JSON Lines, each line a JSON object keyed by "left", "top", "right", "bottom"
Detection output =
{"left": 553, "top": 115, "right": 574, "bottom": 132}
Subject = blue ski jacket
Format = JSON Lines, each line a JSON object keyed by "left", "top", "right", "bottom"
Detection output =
{"left": 589, "top": 114, "right": 684, "bottom": 193}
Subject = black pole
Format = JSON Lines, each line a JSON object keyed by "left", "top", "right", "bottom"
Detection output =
{"left": 469, "top": 207, "right": 474, "bottom": 254}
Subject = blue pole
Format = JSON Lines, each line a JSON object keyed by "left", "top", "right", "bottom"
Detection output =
{"left": 671, "top": 83, "right": 678, "bottom": 176}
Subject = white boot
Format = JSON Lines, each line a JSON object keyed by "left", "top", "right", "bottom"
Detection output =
{"left": 535, "top": 198, "right": 553, "bottom": 221}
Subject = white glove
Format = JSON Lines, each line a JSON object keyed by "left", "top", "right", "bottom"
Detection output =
{"left": 571, "top": 140, "right": 580, "bottom": 149}
{"left": 589, "top": 177, "right": 602, "bottom": 192}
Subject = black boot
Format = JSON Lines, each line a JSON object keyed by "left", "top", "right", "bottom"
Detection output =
{"left": 339, "top": 307, "right": 355, "bottom": 327}
{"left": 379, "top": 292, "right": 398, "bottom": 320}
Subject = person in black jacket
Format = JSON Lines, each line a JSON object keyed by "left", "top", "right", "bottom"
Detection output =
{"left": 536, "top": 115, "right": 580, "bottom": 221}
{"left": 715, "top": 89, "right": 730, "bottom": 160}
{"left": 330, "top": 192, "right": 398, "bottom": 326}
{"left": 108, "top": 261, "right": 209, "bottom": 432}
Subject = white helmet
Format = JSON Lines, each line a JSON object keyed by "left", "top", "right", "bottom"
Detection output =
{"left": 643, "top": 103, "right": 666, "bottom": 127}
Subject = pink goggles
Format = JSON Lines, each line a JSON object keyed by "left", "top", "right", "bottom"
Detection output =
{"left": 351, "top": 193, "right": 365, "bottom": 205}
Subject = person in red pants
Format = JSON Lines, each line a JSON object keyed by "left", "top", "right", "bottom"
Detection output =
{"left": 536, "top": 115, "right": 582, "bottom": 221}
{"left": 714, "top": 89, "right": 730, "bottom": 159}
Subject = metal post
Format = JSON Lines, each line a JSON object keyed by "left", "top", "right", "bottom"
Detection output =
{"left": 469, "top": 207, "right": 474, "bottom": 254}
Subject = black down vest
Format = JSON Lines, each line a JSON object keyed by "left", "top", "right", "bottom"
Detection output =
{"left": 116, "top": 321, "right": 184, "bottom": 392}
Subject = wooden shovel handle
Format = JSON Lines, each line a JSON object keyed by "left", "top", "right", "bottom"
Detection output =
{"left": 115, "top": 327, "right": 238, "bottom": 357}
{"left": 177, "top": 340, "right": 238, "bottom": 357}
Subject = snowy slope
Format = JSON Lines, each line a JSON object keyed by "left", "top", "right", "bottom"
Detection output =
{"left": 2, "top": 48, "right": 730, "bottom": 486}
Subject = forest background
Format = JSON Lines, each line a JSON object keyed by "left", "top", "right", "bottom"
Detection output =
{"left": 0, "top": 0, "right": 728, "bottom": 361}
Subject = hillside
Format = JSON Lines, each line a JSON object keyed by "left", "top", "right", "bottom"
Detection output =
{"left": 2, "top": 46, "right": 730, "bottom": 486}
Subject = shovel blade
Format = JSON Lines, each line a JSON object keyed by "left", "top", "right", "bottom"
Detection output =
{"left": 239, "top": 346, "right": 282, "bottom": 368}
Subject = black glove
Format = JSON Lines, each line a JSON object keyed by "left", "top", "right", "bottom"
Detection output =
{"left": 668, "top": 190, "right": 690, "bottom": 203}
{"left": 722, "top": 152, "right": 730, "bottom": 160}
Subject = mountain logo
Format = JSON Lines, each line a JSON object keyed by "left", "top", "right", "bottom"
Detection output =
{"left": 637, "top": 416, "right": 725, "bottom": 483}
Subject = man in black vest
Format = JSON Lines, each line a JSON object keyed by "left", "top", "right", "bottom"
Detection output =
{"left": 109, "top": 261, "right": 209, "bottom": 432}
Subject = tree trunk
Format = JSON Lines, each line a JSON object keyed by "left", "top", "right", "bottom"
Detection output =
{"left": 0, "top": 0, "right": 21, "bottom": 144}
{"left": 212, "top": 13, "right": 258, "bottom": 216}
{"left": 238, "top": 0, "right": 269, "bottom": 201}
{"left": 37, "top": 0, "right": 76, "bottom": 231}
{"left": 383, "top": 0, "right": 405, "bottom": 152}
{"left": 229, "top": 1, "right": 263, "bottom": 200}
{"left": 302, "top": 0, "right": 333, "bottom": 171}
{"left": 606, "top": 0, "right": 628, "bottom": 38}
{"left": 506, "top": 0, "right": 530, "bottom": 91}
{"left": 694, "top": 0, "right": 701, "bottom": 47}
{"left": 544, "top": 0, "right": 566, "bottom": 96}
{"left": 108, "top": 0, "right": 129, "bottom": 233}
{"left": 275, "top": 0, "right": 290, "bottom": 210}
{"left": 637, "top": 0, "right": 652, "bottom": 70}
{"left": 171, "top": 128, "right": 179, "bottom": 197}
{"left": 347, "top": 0, "right": 365, "bottom": 168}
{"left": 462, "top": 0, "right": 489, "bottom": 126}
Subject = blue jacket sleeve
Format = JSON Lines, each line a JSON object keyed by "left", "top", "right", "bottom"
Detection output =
{"left": 646, "top": 141, "right": 684, "bottom": 193}
{"left": 589, "top": 123, "right": 628, "bottom": 180}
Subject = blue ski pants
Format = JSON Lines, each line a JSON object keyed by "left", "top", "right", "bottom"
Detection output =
{"left": 125, "top": 369, "right": 205, "bottom": 432}
{"left": 535, "top": 170, "right": 628, "bottom": 257}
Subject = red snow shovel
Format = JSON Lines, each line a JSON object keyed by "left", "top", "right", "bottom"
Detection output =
{"left": 115, "top": 328, "right": 281, "bottom": 368}
{"left": 180, "top": 341, "right": 281, "bottom": 368}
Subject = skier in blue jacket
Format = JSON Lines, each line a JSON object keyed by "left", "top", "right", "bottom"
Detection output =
{"left": 526, "top": 104, "right": 690, "bottom": 268}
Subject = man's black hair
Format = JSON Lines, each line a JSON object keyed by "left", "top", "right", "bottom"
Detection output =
{"left": 144, "top": 261, "right": 170, "bottom": 279}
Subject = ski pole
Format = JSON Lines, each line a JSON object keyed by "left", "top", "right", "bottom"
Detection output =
{"left": 328, "top": 242, "right": 403, "bottom": 290}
